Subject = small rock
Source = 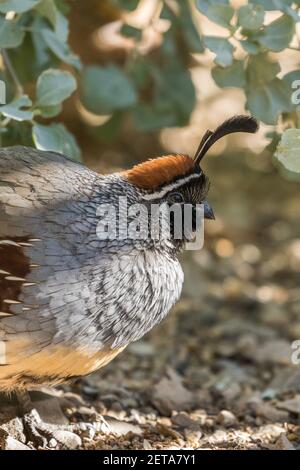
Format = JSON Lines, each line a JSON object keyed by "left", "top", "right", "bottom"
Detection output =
{"left": 184, "top": 429, "right": 202, "bottom": 443}
{"left": 208, "top": 430, "right": 228, "bottom": 444}
{"left": 0, "top": 417, "right": 26, "bottom": 443}
{"left": 156, "top": 423, "right": 182, "bottom": 441}
{"left": 252, "top": 402, "right": 289, "bottom": 422}
{"left": 122, "top": 398, "right": 138, "bottom": 409}
{"left": 213, "top": 378, "right": 241, "bottom": 402}
{"left": 250, "top": 340, "right": 292, "bottom": 366}
{"left": 82, "top": 385, "right": 99, "bottom": 399}
{"left": 48, "top": 438, "right": 58, "bottom": 448}
{"left": 253, "top": 424, "right": 286, "bottom": 441}
{"left": 77, "top": 406, "right": 96, "bottom": 418}
{"left": 274, "top": 434, "right": 295, "bottom": 450}
{"left": 52, "top": 430, "right": 82, "bottom": 449}
{"left": 104, "top": 416, "right": 143, "bottom": 436}
{"left": 0, "top": 433, "right": 31, "bottom": 450}
{"left": 171, "top": 412, "right": 200, "bottom": 430}
{"left": 263, "top": 368, "right": 300, "bottom": 398}
{"left": 277, "top": 396, "right": 300, "bottom": 415}
{"left": 77, "top": 424, "right": 96, "bottom": 440}
{"left": 151, "top": 368, "right": 194, "bottom": 416}
{"left": 217, "top": 410, "right": 237, "bottom": 427}
{"left": 110, "top": 402, "right": 123, "bottom": 412}
{"left": 143, "top": 439, "right": 152, "bottom": 450}
{"left": 193, "top": 389, "right": 212, "bottom": 408}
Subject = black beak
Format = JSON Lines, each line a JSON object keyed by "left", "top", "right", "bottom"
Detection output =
{"left": 204, "top": 200, "right": 215, "bottom": 220}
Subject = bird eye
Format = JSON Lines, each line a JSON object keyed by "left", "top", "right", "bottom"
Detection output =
{"left": 168, "top": 192, "right": 184, "bottom": 204}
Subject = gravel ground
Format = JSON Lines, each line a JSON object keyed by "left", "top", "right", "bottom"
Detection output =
{"left": 0, "top": 152, "right": 299, "bottom": 450}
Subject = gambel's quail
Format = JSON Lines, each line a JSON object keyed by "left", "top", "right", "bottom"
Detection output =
{"left": 0, "top": 115, "right": 258, "bottom": 445}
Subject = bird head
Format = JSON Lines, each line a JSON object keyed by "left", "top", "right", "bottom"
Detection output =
{"left": 123, "top": 115, "right": 259, "bottom": 249}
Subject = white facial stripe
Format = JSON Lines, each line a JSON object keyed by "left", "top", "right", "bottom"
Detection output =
{"left": 142, "top": 173, "right": 201, "bottom": 201}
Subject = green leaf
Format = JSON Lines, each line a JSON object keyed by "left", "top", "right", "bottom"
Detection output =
{"left": 240, "top": 39, "right": 261, "bottom": 55}
{"left": 0, "top": 95, "right": 33, "bottom": 121}
{"left": 275, "top": 128, "right": 300, "bottom": 173}
{"left": 237, "top": 4, "right": 265, "bottom": 31}
{"left": 81, "top": 65, "right": 137, "bottom": 114}
{"left": 275, "top": 0, "right": 300, "bottom": 21}
{"left": 283, "top": 69, "right": 300, "bottom": 88}
{"left": 133, "top": 104, "right": 178, "bottom": 132}
{"left": 120, "top": 24, "right": 142, "bottom": 39}
{"left": 247, "top": 54, "right": 280, "bottom": 83}
{"left": 196, "top": 0, "right": 229, "bottom": 15}
{"left": 179, "top": 1, "right": 204, "bottom": 53}
{"left": 160, "top": 3, "right": 203, "bottom": 53}
{"left": 41, "top": 28, "right": 81, "bottom": 70}
{"left": 155, "top": 67, "right": 196, "bottom": 124}
{"left": 204, "top": 36, "right": 234, "bottom": 67}
{"left": 35, "top": 0, "right": 57, "bottom": 28}
{"left": 245, "top": 54, "right": 293, "bottom": 123}
{"left": 0, "top": 0, "right": 40, "bottom": 13}
{"left": 54, "top": 10, "right": 69, "bottom": 42}
{"left": 196, "top": 1, "right": 234, "bottom": 29}
{"left": 246, "top": 79, "right": 293, "bottom": 124}
{"left": 252, "top": 0, "right": 294, "bottom": 10}
{"left": 133, "top": 64, "right": 196, "bottom": 131}
{"left": 0, "top": 17, "right": 25, "bottom": 48}
{"left": 32, "top": 123, "right": 81, "bottom": 160}
{"left": 36, "top": 69, "right": 76, "bottom": 106}
{"left": 212, "top": 60, "right": 246, "bottom": 88}
{"left": 257, "top": 15, "right": 295, "bottom": 52}
{"left": 207, "top": 4, "right": 234, "bottom": 29}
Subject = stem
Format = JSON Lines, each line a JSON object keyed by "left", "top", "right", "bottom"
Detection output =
{"left": 1, "top": 49, "right": 23, "bottom": 97}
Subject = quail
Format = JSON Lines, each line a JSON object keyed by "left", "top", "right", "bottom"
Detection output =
{"left": 0, "top": 115, "right": 258, "bottom": 444}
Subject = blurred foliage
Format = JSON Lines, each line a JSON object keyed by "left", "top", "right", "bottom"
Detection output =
{"left": 275, "top": 127, "right": 300, "bottom": 172}
{"left": 0, "top": 0, "right": 299, "bottom": 172}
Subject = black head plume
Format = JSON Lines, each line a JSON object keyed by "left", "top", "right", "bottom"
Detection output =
{"left": 194, "top": 115, "right": 259, "bottom": 165}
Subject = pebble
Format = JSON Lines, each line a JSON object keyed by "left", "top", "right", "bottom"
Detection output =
{"left": 105, "top": 417, "right": 143, "bottom": 436}
{"left": 171, "top": 412, "right": 200, "bottom": 430}
{"left": 1, "top": 435, "right": 31, "bottom": 450}
{"left": 217, "top": 410, "right": 237, "bottom": 427}
{"left": 252, "top": 402, "right": 289, "bottom": 422}
{"left": 52, "top": 430, "right": 82, "bottom": 449}
{"left": 274, "top": 434, "right": 295, "bottom": 450}
{"left": 0, "top": 417, "right": 26, "bottom": 443}
{"left": 208, "top": 430, "right": 228, "bottom": 444}
{"left": 277, "top": 396, "right": 300, "bottom": 415}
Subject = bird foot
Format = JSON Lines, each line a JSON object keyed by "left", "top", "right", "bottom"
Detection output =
{"left": 22, "top": 409, "right": 110, "bottom": 449}
{"left": 22, "top": 408, "right": 58, "bottom": 449}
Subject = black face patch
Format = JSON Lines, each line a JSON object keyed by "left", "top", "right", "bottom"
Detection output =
{"left": 165, "top": 173, "right": 210, "bottom": 245}
{"left": 166, "top": 172, "right": 210, "bottom": 206}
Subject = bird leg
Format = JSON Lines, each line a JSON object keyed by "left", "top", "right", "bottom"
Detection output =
{"left": 16, "top": 390, "right": 57, "bottom": 448}
{"left": 16, "top": 390, "right": 111, "bottom": 449}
